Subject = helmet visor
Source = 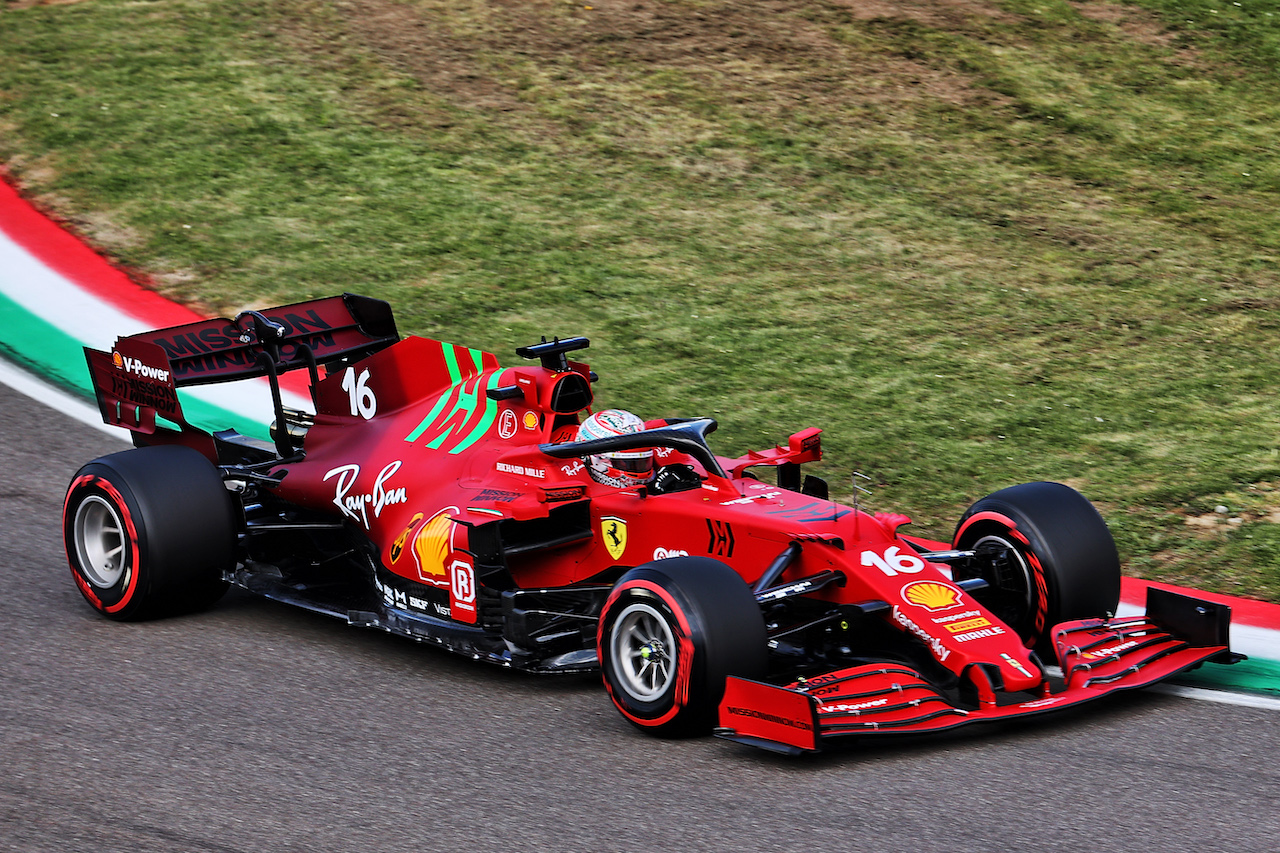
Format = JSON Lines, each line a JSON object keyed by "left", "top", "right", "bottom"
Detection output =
{"left": 609, "top": 450, "right": 654, "bottom": 477}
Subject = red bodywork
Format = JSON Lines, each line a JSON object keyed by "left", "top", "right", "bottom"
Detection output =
{"left": 82, "top": 294, "right": 1237, "bottom": 753}
{"left": 272, "top": 334, "right": 1045, "bottom": 680}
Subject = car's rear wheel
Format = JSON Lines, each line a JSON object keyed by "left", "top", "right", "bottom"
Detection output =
{"left": 64, "top": 445, "right": 235, "bottom": 621}
{"left": 951, "top": 481, "right": 1120, "bottom": 650}
{"left": 598, "top": 557, "right": 767, "bottom": 737}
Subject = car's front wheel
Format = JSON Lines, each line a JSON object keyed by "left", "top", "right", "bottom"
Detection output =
{"left": 64, "top": 445, "right": 235, "bottom": 621}
{"left": 951, "top": 481, "right": 1120, "bottom": 649}
{"left": 598, "top": 557, "right": 767, "bottom": 737}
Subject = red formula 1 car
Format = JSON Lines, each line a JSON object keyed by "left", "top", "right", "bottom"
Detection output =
{"left": 63, "top": 294, "right": 1241, "bottom": 754}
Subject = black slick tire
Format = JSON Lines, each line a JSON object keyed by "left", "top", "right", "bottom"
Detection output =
{"left": 597, "top": 557, "right": 767, "bottom": 737}
{"left": 63, "top": 445, "right": 235, "bottom": 621}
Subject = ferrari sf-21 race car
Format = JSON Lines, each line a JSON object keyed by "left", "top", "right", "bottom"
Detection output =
{"left": 63, "top": 293, "right": 1241, "bottom": 754}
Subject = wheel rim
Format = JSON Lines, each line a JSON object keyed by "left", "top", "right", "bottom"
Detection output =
{"left": 971, "top": 532, "right": 1034, "bottom": 627}
{"left": 74, "top": 495, "right": 128, "bottom": 589}
{"left": 610, "top": 601, "right": 677, "bottom": 703}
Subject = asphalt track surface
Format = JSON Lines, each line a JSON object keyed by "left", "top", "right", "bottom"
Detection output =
{"left": 3, "top": 381, "right": 1278, "bottom": 853}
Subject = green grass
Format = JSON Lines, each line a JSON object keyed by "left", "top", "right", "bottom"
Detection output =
{"left": 3, "top": 0, "right": 1280, "bottom": 602}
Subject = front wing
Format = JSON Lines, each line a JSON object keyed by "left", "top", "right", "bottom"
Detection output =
{"left": 715, "top": 588, "right": 1239, "bottom": 754}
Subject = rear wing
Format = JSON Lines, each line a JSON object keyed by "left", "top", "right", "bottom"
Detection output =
{"left": 84, "top": 293, "right": 399, "bottom": 453}
{"left": 118, "top": 292, "right": 397, "bottom": 387}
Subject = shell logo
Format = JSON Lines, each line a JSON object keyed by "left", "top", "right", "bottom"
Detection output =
{"left": 112, "top": 351, "right": 124, "bottom": 369}
{"left": 901, "top": 581, "right": 963, "bottom": 611}
{"left": 522, "top": 411, "right": 539, "bottom": 430}
{"left": 390, "top": 512, "right": 424, "bottom": 564}
{"left": 412, "top": 508, "right": 457, "bottom": 585}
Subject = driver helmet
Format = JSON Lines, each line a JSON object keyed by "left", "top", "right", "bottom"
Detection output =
{"left": 575, "top": 409, "right": 655, "bottom": 488}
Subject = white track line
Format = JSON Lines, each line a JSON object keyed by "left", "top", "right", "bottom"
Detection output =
{"left": 0, "top": 355, "right": 128, "bottom": 441}
{"left": 1150, "top": 683, "right": 1280, "bottom": 711}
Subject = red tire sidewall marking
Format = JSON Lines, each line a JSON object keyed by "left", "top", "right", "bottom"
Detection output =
{"left": 599, "top": 577, "right": 696, "bottom": 728}
{"left": 64, "top": 474, "right": 104, "bottom": 610}
{"left": 955, "top": 510, "right": 1048, "bottom": 645}
{"left": 1024, "top": 550, "right": 1049, "bottom": 639}
{"left": 64, "top": 474, "right": 142, "bottom": 615}
{"left": 956, "top": 510, "right": 1029, "bottom": 548}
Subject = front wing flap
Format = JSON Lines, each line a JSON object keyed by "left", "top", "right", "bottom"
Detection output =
{"left": 716, "top": 589, "right": 1237, "bottom": 754}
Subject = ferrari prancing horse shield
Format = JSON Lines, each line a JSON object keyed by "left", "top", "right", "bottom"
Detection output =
{"left": 602, "top": 516, "right": 627, "bottom": 561}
